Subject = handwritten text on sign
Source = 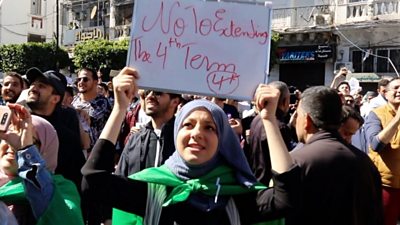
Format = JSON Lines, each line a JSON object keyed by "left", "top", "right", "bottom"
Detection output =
{"left": 128, "top": 0, "right": 272, "bottom": 100}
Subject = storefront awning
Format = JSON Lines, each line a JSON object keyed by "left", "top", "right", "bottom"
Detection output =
{"left": 346, "top": 73, "right": 381, "bottom": 82}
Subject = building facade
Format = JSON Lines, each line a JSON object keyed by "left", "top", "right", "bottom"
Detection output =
{"left": 335, "top": 0, "right": 400, "bottom": 92}
{"left": 270, "top": 0, "right": 400, "bottom": 92}
{"left": 0, "top": 0, "right": 57, "bottom": 44}
{"left": 59, "top": 0, "right": 400, "bottom": 91}
{"left": 61, "top": 0, "right": 133, "bottom": 47}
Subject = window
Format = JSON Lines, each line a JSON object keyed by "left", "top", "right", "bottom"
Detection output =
{"left": 389, "top": 49, "right": 400, "bottom": 73}
{"left": 31, "top": 0, "right": 41, "bottom": 15}
{"left": 351, "top": 50, "right": 374, "bottom": 72}
{"left": 27, "top": 34, "right": 45, "bottom": 42}
{"left": 350, "top": 48, "right": 400, "bottom": 73}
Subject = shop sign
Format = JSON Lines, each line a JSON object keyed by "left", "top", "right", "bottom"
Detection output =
{"left": 278, "top": 45, "right": 333, "bottom": 62}
{"left": 75, "top": 27, "right": 104, "bottom": 42}
{"left": 62, "top": 26, "right": 105, "bottom": 45}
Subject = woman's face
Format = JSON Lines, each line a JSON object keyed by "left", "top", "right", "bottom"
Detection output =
{"left": 176, "top": 108, "right": 219, "bottom": 165}
{"left": 0, "top": 141, "right": 17, "bottom": 176}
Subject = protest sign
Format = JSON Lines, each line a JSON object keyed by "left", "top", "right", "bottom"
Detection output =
{"left": 127, "top": 0, "right": 272, "bottom": 100}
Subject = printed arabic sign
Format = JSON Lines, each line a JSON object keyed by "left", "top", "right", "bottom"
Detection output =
{"left": 127, "top": 0, "right": 272, "bottom": 100}
{"left": 75, "top": 27, "right": 104, "bottom": 42}
{"left": 278, "top": 45, "right": 333, "bottom": 62}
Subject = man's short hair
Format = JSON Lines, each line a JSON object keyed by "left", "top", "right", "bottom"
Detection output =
{"left": 387, "top": 77, "right": 400, "bottom": 85}
{"left": 300, "top": 86, "right": 343, "bottom": 130}
{"left": 79, "top": 67, "right": 98, "bottom": 80}
{"left": 65, "top": 85, "right": 75, "bottom": 97}
{"left": 167, "top": 93, "right": 182, "bottom": 102}
{"left": 378, "top": 78, "right": 390, "bottom": 88}
{"left": 269, "top": 81, "right": 289, "bottom": 106}
{"left": 98, "top": 82, "right": 108, "bottom": 92}
{"left": 336, "top": 81, "right": 350, "bottom": 91}
{"left": 3, "top": 72, "right": 23, "bottom": 88}
{"left": 365, "top": 91, "right": 377, "bottom": 99}
{"left": 341, "top": 105, "right": 364, "bottom": 125}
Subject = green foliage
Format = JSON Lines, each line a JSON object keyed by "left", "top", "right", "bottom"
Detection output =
{"left": 0, "top": 42, "right": 70, "bottom": 74}
{"left": 269, "top": 32, "right": 281, "bottom": 70}
{"left": 73, "top": 39, "right": 129, "bottom": 71}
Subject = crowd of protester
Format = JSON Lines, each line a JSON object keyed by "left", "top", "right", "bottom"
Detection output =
{"left": 0, "top": 64, "right": 398, "bottom": 225}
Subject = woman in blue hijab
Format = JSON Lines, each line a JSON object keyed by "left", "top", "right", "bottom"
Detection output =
{"left": 82, "top": 67, "right": 299, "bottom": 225}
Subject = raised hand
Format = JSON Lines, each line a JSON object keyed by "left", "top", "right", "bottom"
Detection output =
{"left": 112, "top": 67, "right": 140, "bottom": 110}
{"left": 0, "top": 104, "right": 33, "bottom": 151}
{"left": 99, "top": 67, "right": 140, "bottom": 144}
{"left": 254, "top": 84, "right": 281, "bottom": 121}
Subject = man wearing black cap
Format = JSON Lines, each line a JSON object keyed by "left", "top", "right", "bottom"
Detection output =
{"left": 25, "top": 67, "right": 86, "bottom": 191}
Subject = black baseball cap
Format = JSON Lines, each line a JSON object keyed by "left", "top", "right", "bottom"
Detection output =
{"left": 26, "top": 67, "right": 66, "bottom": 97}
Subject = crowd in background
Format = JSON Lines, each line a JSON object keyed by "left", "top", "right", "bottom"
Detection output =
{"left": 0, "top": 64, "right": 398, "bottom": 225}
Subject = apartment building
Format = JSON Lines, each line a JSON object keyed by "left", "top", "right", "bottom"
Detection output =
{"left": 270, "top": 0, "right": 400, "bottom": 92}
{"left": 59, "top": 0, "right": 400, "bottom": 91}
{"left": 0, "top": 0, "right": 57, "bottom": 44}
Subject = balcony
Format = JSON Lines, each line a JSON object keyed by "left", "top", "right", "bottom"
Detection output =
{"left": 272, "top": 5, "right": 333, "bottom": 32}
{"left": 336, "top": 0, "right": 400, "bottom": 23}
{"left": 110, "top": 24, "right": 130, "bottom": 40}
{"left": 272, "top": 1, "right": 400, "bottom": 32}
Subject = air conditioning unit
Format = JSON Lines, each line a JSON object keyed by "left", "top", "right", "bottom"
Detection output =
{"left": 314, "top": 14, "right": 333, "bottom": 26}
{"left": 334, "top": 62, "right": 353, "bottom": 73}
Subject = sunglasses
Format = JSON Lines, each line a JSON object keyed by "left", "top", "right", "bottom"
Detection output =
{"left": 77, "top": 77, "right": 90, "bottom": 83}
{"left": 144, "top": 90, "right": 163, "bottom": 97}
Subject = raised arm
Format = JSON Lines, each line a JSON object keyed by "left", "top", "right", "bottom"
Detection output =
{"left": 0, "top": 104, "right": 54, "bottom": 219}
{"left": 99, "top": 67, "right": 139, "bottom": 144}
{"left": 365, "top": 109, "right": 400, "bottom": 152}
{"left": 254, "top": 84, "right": 294, "bottom": 173}
{"left": 81, "top": 67, "right": 148, "bottom": 215}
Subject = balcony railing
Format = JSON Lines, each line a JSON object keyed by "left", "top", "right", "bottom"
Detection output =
{"left": 110, "top": 24, "right": 130, "bottom": 40}
{"left": 272, "top": 0, "right": 400, "bottom": 31}
{"left": 338, "top": 0, "right": 400, "bottom": 23}
{"left": 272, "top": 5, "right": 333, "bottom": 31}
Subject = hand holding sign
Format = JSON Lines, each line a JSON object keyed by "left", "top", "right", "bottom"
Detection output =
{"left": 127, "top": 0, "right": 272, "bottom": 100}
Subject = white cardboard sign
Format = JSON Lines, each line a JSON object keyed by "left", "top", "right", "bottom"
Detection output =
{"left": 127, "top": 0, "right": 272, "bottom": 100}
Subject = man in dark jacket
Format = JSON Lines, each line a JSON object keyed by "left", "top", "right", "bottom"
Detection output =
{"left": 116, "top": 90, "right": 181, "bottom": 176}
{"left": 245, "top": 81, "right": 296, "bottom": 185}
{"left": 255, "top": 85, "right": 383, "bottom": 225}
{"left": 25, "top": 67, "right": 85, "bottom": 190}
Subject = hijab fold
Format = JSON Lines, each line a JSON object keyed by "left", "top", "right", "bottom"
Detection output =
{"left": 31, "top": 115, "right": 59, "bottom": 173}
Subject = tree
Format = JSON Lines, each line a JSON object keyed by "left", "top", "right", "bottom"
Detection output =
{"left": 0, "top": 42, "right": 70, "bottom": 74}
{"left": 269, "top": 32, "right": 281, "bottom": 71}
{"left": 73, "top": 39, "right": 129, "bottom": 80}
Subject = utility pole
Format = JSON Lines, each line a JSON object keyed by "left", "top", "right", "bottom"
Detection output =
{"left": 103, "top": 0, "right": 107, "bottom": 39}
{"left": 56, "top": 0, "right": 59, "bottom": 48}
{"left": 55, "top": 0, "right": 60, "bottom": 70}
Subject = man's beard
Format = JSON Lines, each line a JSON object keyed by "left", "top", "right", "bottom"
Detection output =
{"left": 2, "top": 92, "right": 18, "bottom": 103}
{"left": 145, "top": 106, "right": 168, "bottom": 119}
{"left": 3, "top": 96, "right": 18, "bottom": 103}
{"left": 26, "top": 99, "right": 46, "bottom": 111}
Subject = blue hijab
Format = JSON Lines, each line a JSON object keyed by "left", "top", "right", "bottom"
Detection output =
{"left": 165, "top": 99, "right": 257, "bottom": 188}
